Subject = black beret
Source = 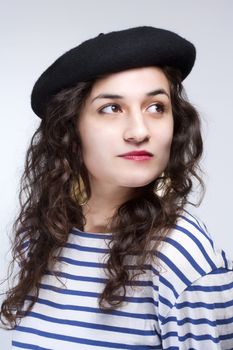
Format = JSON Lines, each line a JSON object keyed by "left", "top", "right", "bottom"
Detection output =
{"left": 31, "top": 26, "right": 196, "bottom": 118}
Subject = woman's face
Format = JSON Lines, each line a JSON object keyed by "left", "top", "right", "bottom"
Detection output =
{"left": 77, "top": 66, "right": 173, "bottom": 191}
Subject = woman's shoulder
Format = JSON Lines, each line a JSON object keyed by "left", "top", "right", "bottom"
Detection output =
{"left": 153, "top": 209, "right": 233, "bottom": 323}
{"left": 158, "top": 208, "right": 233, "bottom": 274}
{"left": 154, "top": 210, "right": 232, "bottom": 304}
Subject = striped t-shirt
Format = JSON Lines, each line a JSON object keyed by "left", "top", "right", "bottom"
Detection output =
{"left": 12, "top": 210, "right": 233, "bottom": 349}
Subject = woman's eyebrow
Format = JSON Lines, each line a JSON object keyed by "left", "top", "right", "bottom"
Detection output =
{"left": 91, "top": 88, "right": 170, "bottom": 104}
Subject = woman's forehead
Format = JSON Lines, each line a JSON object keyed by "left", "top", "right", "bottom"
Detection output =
{"left": 89, "top": 66, "right": 170, "bottom": 98}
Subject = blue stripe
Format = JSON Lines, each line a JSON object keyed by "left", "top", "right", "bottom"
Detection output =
{"left": 45, "top": 270, "right": 159, "bottom": 290}
{"left": 159, "top": 295, "right": 174, "bottom": 309}
{"left": 57, "top": 256, "right": 152, "bottom": 271}
{"left": 64, "top": 242, "right": 109, "bottom": 253}
{"left": 208, "top": 267, "right": 232, "bottom": 275}
{"left": 21, "top": 241, "right": 30, "bottom": 250}
{"left": 15, "top": 326, "right": 161, "bottom": 349}
{"left": 162, "top": 315, "right": 233, "bottom": 327}
{"left": 156, "top": 252, "right": 191, "bottom": 286}
{"left": 181, "top": 209, "right": 208, "bottom": 234}
{"left": 179, "top": 214, "right": 214, "bottom": 248}
{"left": 163, "top": 237, "right": 206, "bottom": 275}
{"left": 162, "top": 330, "right": 233, "bottom": 343}
{"left": 174, "top": 225, "right": 217, "bottom": 270}
{"left": 159, "top": 275, "right": 179, "bottom": 299}
{"left": 23, "top": 311, "right": 156, "bottom": 336}
{"left": 45, "top": 270, "right": 108, "bottom": 283}
{"left": 221, "top": 249, "right": 229, "bottom": 269}
{"left": 12, "top": 341, "right": 52, "bottom": 350}
{"left": 163, "top": 347, "right": 233, "bottom": 350}
{"left": 179, "top": 214, "right": 208, "bottom": 238}
{"left": 175, "top": 298, "right": 233, "bottom": 310}
{"left": 25, "top": 296, "right": 158, "bottom": 321}
{"left": 186, "top": 280, "right": 233, "bottom": 292}
{"left": 38, "top": 282, "right": 158, "bottom": 306}
{"left": 179, "top": 213, "right": 204, "bottom": 232}
{"left": 71, "top": 228, "right": 113, "bottom": 239}
{"left": 158, "top": 313, "right": 166, "bottom": 324}
{"left": 57, "top": 256, "right": 106, "bottom": 268}
{"left": 182, "top": 209, "right": 203, "bottom": 225}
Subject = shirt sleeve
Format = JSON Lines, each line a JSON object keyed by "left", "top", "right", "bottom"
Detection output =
{"left": 160, "top": 268, "right": 233, "bottom": 350}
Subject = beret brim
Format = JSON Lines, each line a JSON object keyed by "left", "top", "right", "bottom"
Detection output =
{"left": 31, "top": 26, "right": 196, "bottom": 118}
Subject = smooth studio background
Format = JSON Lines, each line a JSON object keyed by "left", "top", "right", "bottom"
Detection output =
{"left": 1, "top": 0, "right": 233, "bottom": 347}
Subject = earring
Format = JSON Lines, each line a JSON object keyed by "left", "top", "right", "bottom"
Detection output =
{"left": 79, "top": 190, "right": 88, "bottom": 206}
{"left": 71, "top": 176, "right": 88, "bottom": 206}
{"left": 154, "top": 172, "right": 170, "bottom": 197}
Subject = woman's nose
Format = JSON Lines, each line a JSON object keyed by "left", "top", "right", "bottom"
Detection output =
{"left": 123, "top": 110, "right": 150, "bottom": 143}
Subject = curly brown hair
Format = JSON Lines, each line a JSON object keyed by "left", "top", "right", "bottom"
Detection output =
{"left": 0, "top": 66, "right": 205, "bottom": 329}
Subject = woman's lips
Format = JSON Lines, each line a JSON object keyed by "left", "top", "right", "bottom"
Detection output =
{"left": 118, "top": 150, "right": 153, "bottom": 161}
{"left": 120, "top": 155, "right": 153, "bottom": 160}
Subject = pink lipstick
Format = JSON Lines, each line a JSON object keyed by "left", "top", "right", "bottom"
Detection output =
{"left": 118, "top": 150, "right": 153, "bottom": 161}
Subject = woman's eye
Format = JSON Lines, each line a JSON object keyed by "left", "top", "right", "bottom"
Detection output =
{"left": 99, "top": 104, "right": 121, "bottom": 114}
{"left": 98, "top": 103, "right": 165, "bottom": 115}
{"left": 147, "top": 103, "right": 165, "bottom": 113}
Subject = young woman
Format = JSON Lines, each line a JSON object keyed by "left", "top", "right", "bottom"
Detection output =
{"left": 1, "top": 26, "right": 233, "bottom": 349}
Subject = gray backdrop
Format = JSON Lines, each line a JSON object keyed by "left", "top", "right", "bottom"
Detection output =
{"left": 1, "top": 0, "right": 233, "bottom": 347}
